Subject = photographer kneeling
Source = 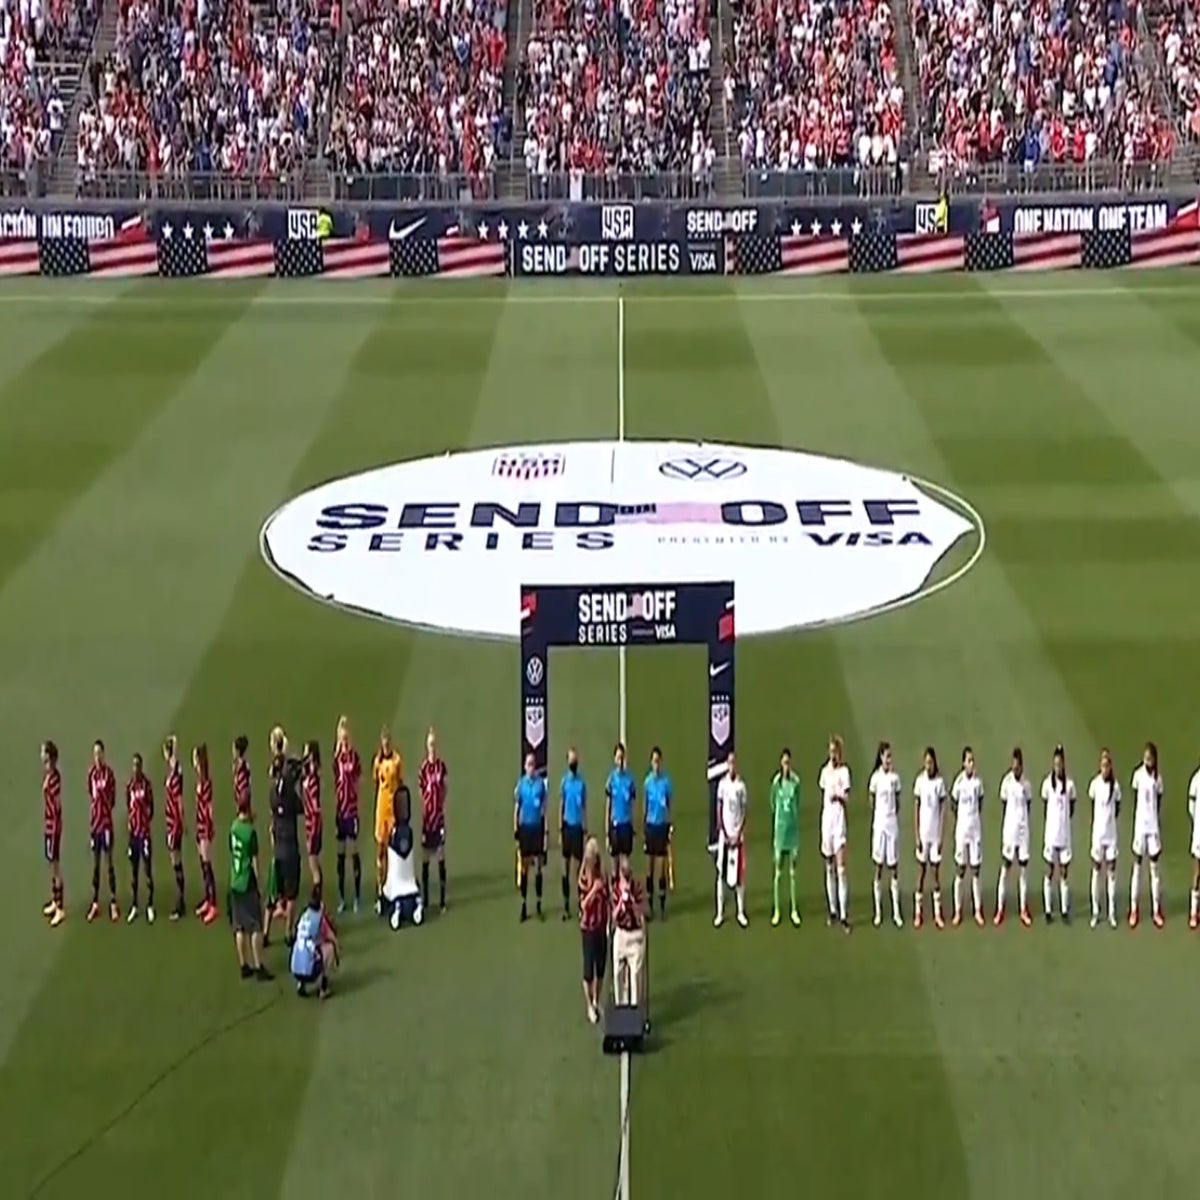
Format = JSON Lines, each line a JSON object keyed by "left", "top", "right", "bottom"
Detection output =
{"left": 291, "top": 890, "right": 339, "bottom": 999}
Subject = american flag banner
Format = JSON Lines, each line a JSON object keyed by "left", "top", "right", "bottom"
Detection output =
{"left": 274, "top": 237, "right": 392, "bottom": 279}
{"left": 1081, "top": 228, "right": 1131, "bottom": 269}
{"left": 964, "top": 232, "right": 1014, "bottom": 271}
{"left": 849, "top": 230, "right": 898, "bottom": 273}
{"left": 1130, "top": 206, "right": 1200, "bottom": 268}
{"left": 896, "top": 233, "right": 966, "bottom": 273}
{"left": 390, "top": 235, "right": 506, "bottom": 279}
{"left": 275, "top": 238, "right": 323, "bottom": 277}
{"left": 5, "top": 232, "right": 160, "bottom": 277}
{"left": 157, "top": 226, "right": 278, "bottom": 278}
{"left": 732, "top": 233, "right": 849, "bottom": 275}
{"left": 1012, "top": 233, "right": 1081, "bottom": 271}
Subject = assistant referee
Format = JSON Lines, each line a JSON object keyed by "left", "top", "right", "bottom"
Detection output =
{"left": 514, "top": 753, "right": 547, "bottom": 923}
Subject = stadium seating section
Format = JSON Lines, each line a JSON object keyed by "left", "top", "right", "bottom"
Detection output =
{"left": 518, "top": 0, "right": 715, "bottom": 186}
{"left": 1, "top": 0, "right": 96, "bottom": 186}
{"left": 1148, "top": 0, "right": 1200, "bottom": 143}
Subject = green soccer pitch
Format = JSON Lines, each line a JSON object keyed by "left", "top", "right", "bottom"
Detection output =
{"left": 3, "top": 271, "right": 1200, "bottom": 1200}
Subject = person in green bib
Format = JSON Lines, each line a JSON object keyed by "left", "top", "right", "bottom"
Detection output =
{"left": 770, "top": 749, "right": 802, "bottom": 928}
{"left": 229, "top": 795, "right": 272, "bottom": 981}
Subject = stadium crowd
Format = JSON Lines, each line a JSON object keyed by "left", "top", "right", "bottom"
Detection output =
{"left": 1, "top": 0, "right": 96, "bottom": 188}
{"left": 517, "top": 0, "right": 716, "bottom": 195}
{"left": 726, "top": 0, "right": 906, "bottom": 178}
{"left": 912, "top": 0, "right": 1176, "bottom": 182}
{"left": 1148, "top": 0, "right": 1200, "bottom": 142}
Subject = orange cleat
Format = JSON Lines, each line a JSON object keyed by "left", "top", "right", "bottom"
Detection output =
{"left": 195, "top": 899, "right": 210, "bottom": 918}
{"left": 1019, "top": 909, "right": 1032, "bottom": 928}
{"left": 201, "top": 904, "right": 219, "bottom": 926}
{"left": 86, "top": 901, "right": 100, "bottom": 923}
{"left": 1189, "top": 913, "right": 1198, "bottom": 931}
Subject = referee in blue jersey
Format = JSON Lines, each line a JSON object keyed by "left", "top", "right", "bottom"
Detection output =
{"left": 514, "top": 752, "right": 547, "bottom": 922}
{"left": 559, "top": 747, "right": 587, "bottom": 921}
{"left": 643, "top": 747, "right": 674, "bottom": 920}
{"left": 606, "top": 743, "right": 636, "bottom": 861}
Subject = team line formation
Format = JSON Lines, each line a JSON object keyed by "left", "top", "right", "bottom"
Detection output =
{"left": 38, "top": 718, "right": 448, "bottom": 929}
{"left": 39, "top": 721, "right": 1197, "bottom": 935}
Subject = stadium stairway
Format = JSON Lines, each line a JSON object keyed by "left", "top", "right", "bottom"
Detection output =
{"left": 500, "top": 0, "right": 532, "bottom": 199}
{"left": 889, "top": 0, "right": 923, "bottom": 152}
{"left": 48, "top": 0, "right": 113, "bottom": 195}
{"left": 713, "top": 0, "right": 739, "bottom": 196}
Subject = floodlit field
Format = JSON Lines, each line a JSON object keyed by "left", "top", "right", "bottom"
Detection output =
{"left": 4, "top": 272, "right": 1200, "bottom": 1200}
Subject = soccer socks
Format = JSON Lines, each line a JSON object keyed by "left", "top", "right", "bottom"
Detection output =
{"left": 336, "top": 852, "right": 346, "bottom": 902}
{"left": 1059, "top": 878, "right": 1069, "bottom": 918}
{"left": 890, "top": 878, "right": 901, "bottom": 923}
{"left": 836, "top": 865, "right": 848, "bottom": 922}
{"left": 422, "top": 861, "right": 430, "bottom": 904}
{"left": 201, "top": 861, "right": 217, "bottom": 907}
{"left": 1018, "top": 866, "right": 1028, "bottom": 914}
{"left": 735, "top": 884, "right": 746, "bottom": 921}
{"left": 1043, "top": 876, "right": 1052, "bottom": 917}
{"left": 914, "top": 890, "right": 923, "bottom": 922}
{"left": 91, "top": 851, "right": 101, "bottom": 904}
{"left": 352, "top": 853, "right": 362, "bottom": 902}
{"left": 173, "top": 861, "right": 185, "bottom": 909}
{"left": 131, "top": 856, "right": 140, "bottom": 906}
{"left": 823, "top": 862, "right": 836, "bottom": 917}
{"left": 774, "top": 861, "right": 784, "bottom": 916}
{"left": 561, "top": 871, "right": 570, "bottom": 914}
{"left": 714, "top": 874, "right": 724, "bottom": 922}
{"left": 107, "top": 859, "right": 117, "bottom": 902}
{"left": 658, "top": 875, "right": 667, "bottom": 916}
{"left": 932, "top": 888, "right": 943, "bottom": 923}
{"left": 970, "top": 875, "right": 981, "bottom": 917}
{"left": 438, "top": 861, "right": 447, "bottom": 909}
{"left": 1091, "top": 867, "right": 1101, "bottom": 919}
{"left": 534, "top": 869, "right": 543, "bottom": 914}
{"left": 519, "top": 868, "right": 529, "bottom": 916}
{"left": 788, "top": 862, "right": 797, "bottom": 915}
{"left": 996, "top": 863, "right": 1008, "bottom": 913}
{"left": 872, "top": 877, "right": 881, "bottom": 923}
{"left": 1150, "top": 862, "right": 1162, "bottom": 915}
{"left": 952, "top": 876, "right": 962, "bottom": 919}
{"left": 1191, "top": 889, "right": 1199, "bottom": 922}
{"left": 1130, "top": 861, "right": 1142, "bottom": 913}
{"left": 52, "top": 879, "right": 64, "bottom": 911}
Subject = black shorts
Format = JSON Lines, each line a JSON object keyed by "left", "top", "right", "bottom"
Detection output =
{"left": 517, "top": 825, "right": 544, "bottom": 861}
{"left": 231, "top": 886, "right": 262, "bottom": 934}
{"left": 422, "top": 825, "right": 445, "bottom": 853}
{"left": 581, "top": 928, "right": 608, "bottom": 984}
{"left": 127, "top": 835, "right": 151, "bottom": 864}
{"left": 275, "top": 855, "right": 301, "bottom": 901}
{"left": 561, "top": 823, "right": 584, "bottom": 862}
{"left": 644, "top": 823, "right": 670, "bottom": 857}
{"left": 335, "top": 815, "right": 359, "bottom": 842}
{"left": 609, "top": 822, "right": 634, "bottom": 859}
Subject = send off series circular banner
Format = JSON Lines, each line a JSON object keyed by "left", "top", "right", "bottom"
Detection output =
{"left": 260, "top": 441, "right": 980, "bottom": 639}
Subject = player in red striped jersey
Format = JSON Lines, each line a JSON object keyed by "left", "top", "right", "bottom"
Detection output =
{"left": 126, "top": 753, "right": 156, "bottom": 924}
{"left": 163, "top": 736, "right": 186, "bottom": 920}
{"left": 418, "top": 727, "right": 449, "bottom": 913}
{"left": 193, "top": 742, "right": 219, "bottom": 924}
{"left": 302, "top": 740, "right": 324, "bottom": 891}
{"left": 333, "top": 716, "right": 363, "bottom": 914}
{"left": 42, "top": 741, "right": 65, "bottom": 927}
{"left": 86, "top": 739, "right": 120, "bottom": 923}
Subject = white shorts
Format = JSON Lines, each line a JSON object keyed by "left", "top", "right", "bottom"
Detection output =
{"left": 1001, "top": 825, "right": 1029, "bottom": 864}
{"left": 954, "top": 829, "right": 982, "bottom": 869}
{"left": 915, "top": 839, "right": 942, "bottom": 866}
{"left": 871, "top": 826, "right": 898, "bottom": 868}
{"left": 1043, "top": 840, "right": 1072, "bottom": 867}
{"left": 1191, "top": 833, "right": 1200, "bottom": 861}
{"left": 1090, "top": 837, "right": 1118, "bottom": 864}
{"left": 1132, "top": 829, "right": 1162, "bottom": 859}
{"left": 821, "top": 805, "right": 847, "bottom": 858}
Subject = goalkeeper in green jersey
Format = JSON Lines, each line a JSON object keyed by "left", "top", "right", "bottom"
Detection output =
{"left": 770, "top": 749, "right": 802, "bottom": 927}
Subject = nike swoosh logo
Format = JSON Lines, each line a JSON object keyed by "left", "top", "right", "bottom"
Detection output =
{"left": 709, "top": 663, "right": 729, "bottom": 678}
{"left": 388, "top": 217, "right": 426, "bottom": 241}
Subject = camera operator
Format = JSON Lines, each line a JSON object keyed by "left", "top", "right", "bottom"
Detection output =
{"left": 265, "top": 726, "right": 303, "bottom": 947}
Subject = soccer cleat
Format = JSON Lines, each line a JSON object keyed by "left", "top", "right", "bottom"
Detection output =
{"left": 1189, "top": 913, "right": 1199, "bottom": 931}
{"left": 713, "top": 913, "right": 724, "bottom": 928}
{"left": 736, "top": 912, "right": 749, "bottom": 929}
{"left": 374, "top": 898, "right": 382, "bottom": 916}
{"left": 109, "top": 901, "right": 120, "bottom": 924}
{"left": 519, "top": 907, "right": 528, "bottom": 924}
{"left": 791, "top": 910, "right": 801, "bottom": 928}
{"left": 1090, "top": 914, "right": 1099, "bottom": 930}
{"left": 1044, "top": 911, "right": 1053, "bottom": 926}
{"left": 841, "top": 919, "right": 852, "bottom": 935}
{"left": 170, "top": 908, "right": 182, "bottom": 923}
{"left": 201, "top": 904, "right": 218, "bottom": 926}
{"left": 146, "top": 906, "right": 156, "bottom": 925}
{"left": 825, "top": 912, "right": 835, "bottom": 928}
{"left": 1153, "top": 910, "right": 1165, "bottom": 929}
{"left": 913, "top": 911, "right": 923, "bottom": 930}
{"left": 353, "top": 898, "right": 361, "bottom": 915}
{"left": 42, "top": 899, "right": 57, "bottom": 917}
{"left": 194, "top": 900, "right": 209, "bottom": 918}
{"left": 993, "top": 907, "right": 1004, "bottom": 927}
{"left": 952, "top": 912, "right": 963, "bottom": 928}
{"left": 1019, "top": 909, "right": 1032, "bottom": 928}
{"left": 336, "top": 899, "right": 346, "bottom": 915}
{"left": 893, "top": 913, "right": 904, "bottom": 929}
{"left": 255, "top": 966, "right": 274, "bottom": 982}
{"left": 974, "top": 911, "right": 986, "bottom": 928}
{"left": 562, "top": 909, "right": 570, "bottom": 923}
{"left": 872, "top": 913, "right": 881, "bottom": 928}
{"left": 49, "top": 906, "right": 65, "bottom": 928}
{"left": 126, "top": 906, "right": 138, "bottom": 924}
{"left": 934, "top": 913, "right": 945, "bottom": 931}
{"left": 1109, "top": 913, "right": 1118, "bottom": 930}
{"left": 1129, "top": 908, "right": 1140, "bottom": 929}
{"left": 86, "top": 901, "right": 100, "bottom": 923}
{"left": 772, "top": 910, "right": 781, "bottom": 927}
{"left": 240, "top": 964, "right": 254, "bottom": 980}
{"left": 1061, "top": 910, "right": 1070, "bottom": 927}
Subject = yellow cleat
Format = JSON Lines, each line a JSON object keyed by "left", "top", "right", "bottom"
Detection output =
{"left": 49, "top": 907, "right": 65, "bottom": 928}
{"left": 771, "top": 910, "right": 781, "bottom": 927}
{"left": 42, "top": 900, "right": 56, "bottom": 917}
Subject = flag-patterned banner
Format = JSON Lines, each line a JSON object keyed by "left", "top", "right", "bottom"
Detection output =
{"left": 896, "top": 233, "right": 966, "bottom": 273}
{"left": 390, "top": 235, "right": 507, "bottom": 278}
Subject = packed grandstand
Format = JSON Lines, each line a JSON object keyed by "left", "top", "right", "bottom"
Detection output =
{"left": 1, "top": 0, "right": 1197, "bottom": 198}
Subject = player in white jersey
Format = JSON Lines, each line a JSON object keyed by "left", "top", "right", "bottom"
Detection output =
{"left": 1129, "top": 741, "right": 1164, "bottom": 929}
{"left": 995, "top": 747, "right": 1033, "bottom": 927}
{"left": 867, "top": 741, "right": 903, "bottom": 928}
{"left": 714, "top": 752, "right": 748, "bottom": 928}
{"left": 818, "top": 735, "right": 851, "bottom": 931}
{"left": 1087, "top": 748, "right": 1121, "bottom": 929}
{"left": 1040, "top": 744, "right": 1076, "bottom": 924}
{"left": 950, "top": 746, "right": 986, "bottom": 927}
{"left": 1189, "top": 756, "right": 1200, "bottom": 929}
{"left": 912, "top": 746, "right": 947, "bottom": 929}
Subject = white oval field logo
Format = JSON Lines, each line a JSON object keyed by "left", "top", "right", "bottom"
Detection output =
{"left": 260, "top": 441, "right": 982, "bottom": 639}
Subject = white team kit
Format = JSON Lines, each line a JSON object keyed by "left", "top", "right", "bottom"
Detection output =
{"left": 999, "top": 770, "right": 1033, "bottom": 863}
{"left": 868, "top": 768, "right": 902, "bottom": 868}
{"left": 913, "top": 773, "right": 947, "bottom": 864}
{"left": 951, "top": 771, "right": 985, "bottom": 868}
{"left": 715, "top": 771, "right": 749, "bottom": 928}
{"left": 1087, "top": 773, "right": 1121, "bottom": 864}
{"left": 1190, "top": 770, "right": 1200, "bottom": 860}
{"left": 819, "top": 761, "right": 851, "bottom": 857}
{"left": 1040, "top": 773, "right": 1076, "bottom": 866}
{"left": 1131, "top": 765, "right": 1163, "bottom": 859}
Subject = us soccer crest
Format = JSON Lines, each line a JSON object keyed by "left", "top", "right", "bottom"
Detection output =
{"left": 710, "top": 700, "right": 730, "bottom": 747}
{"left": 524, "top": 701, "right": 545, "bottom": 750}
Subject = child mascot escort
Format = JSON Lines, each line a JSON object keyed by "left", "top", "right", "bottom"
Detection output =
{"left": 382, "top": 817, "right": 425, "bottom": 930}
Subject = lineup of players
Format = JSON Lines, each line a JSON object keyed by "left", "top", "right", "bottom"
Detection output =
{"left": 39, "top": 718, "right": 450, "bottom": 928}
{"left": 512, "top": 735, "right": 1200, "bottom": 933}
